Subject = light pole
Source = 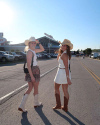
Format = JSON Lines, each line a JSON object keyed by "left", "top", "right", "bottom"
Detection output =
{"left": 49, "top": 39, "right": 50, "bottom": 55}
{"left": 44, "top": 33, "right": 53, "bottom": 55}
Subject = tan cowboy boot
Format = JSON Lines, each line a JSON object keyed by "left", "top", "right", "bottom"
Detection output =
{"left": 61, "top": 96, "right": 69, "bottom": 112}
{"left": 34, "top": 94, "right": 42, "bottom": 108}
{"left": 53, "top": 93, "right": 61, "bottom": 109}
{"left": 18, "top": 94, "right": 29, "bottom": 112}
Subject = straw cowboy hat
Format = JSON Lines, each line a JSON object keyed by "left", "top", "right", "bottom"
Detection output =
{"left": 24, "top": 37, "right": 38, "bottom": 46}
{"left": 59, "top": 39, "right": 73, "bottom": 50}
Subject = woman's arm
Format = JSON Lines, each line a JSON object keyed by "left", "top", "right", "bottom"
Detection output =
{"left": 35, "top": 40, "right": 44, "bottom": 53}
{"left": 27, "top": 51, "right": 35, "bottom": 82}
{"left": 57, "top": 54, "right": 60, "bottom": 60}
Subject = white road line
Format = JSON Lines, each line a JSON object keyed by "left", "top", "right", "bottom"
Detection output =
{"left": 0, "top": 66, "right": 57, "bottom": 105}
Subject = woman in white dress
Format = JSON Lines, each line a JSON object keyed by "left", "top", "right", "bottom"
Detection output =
{"left": 53, "top": 39, "right": 73, "bottom": 112}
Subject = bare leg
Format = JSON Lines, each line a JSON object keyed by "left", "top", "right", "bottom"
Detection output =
{"left": 33, "top": 82, "right": 39, "bottom": 95}
{"left": 54, "top": 82, "right": 61, "bottom": 95}
{"left": 24, "top": 82, "right": 34, "bottom": 94}
{"left": 62, "top": 84, "right": 69, "bottom": 99}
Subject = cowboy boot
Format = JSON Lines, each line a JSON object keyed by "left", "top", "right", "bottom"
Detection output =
{"left": 34, "top": 94, "right": 42, "bottom": 108}
{"left": 53, "top": 93, "right": 61, "bottom": 109}
{"left": 18, "top": 94, "right": 29, "bottom": 112}
{"left": 61, "top": 96, "right": 69, "bottom": 112}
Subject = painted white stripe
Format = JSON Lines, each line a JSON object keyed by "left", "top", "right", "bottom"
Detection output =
{"left": 0, "top": 66, "right": 57, "bottom": 105}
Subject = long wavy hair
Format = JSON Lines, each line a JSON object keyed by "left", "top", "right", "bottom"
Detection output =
{"left": 58, "top": 45, "right": 71, "bottom": 60}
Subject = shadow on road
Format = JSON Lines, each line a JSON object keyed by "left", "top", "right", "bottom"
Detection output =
{"left": 0, "top": 58, "right": 54, "bottom": 67}
{"left": 54, "top": 110, "right": 85, "bottom": 125}
{"left": 21, "top": 112, "right": 32, "bottom": 125}
{"left": 67, "top": 111, "right": 85, "bottom": 125}
{"left": 35, "top": 105, "right": 52, "bottom": 125}
{"left": 0, "top": 61, "right": 24, "bottom": 67}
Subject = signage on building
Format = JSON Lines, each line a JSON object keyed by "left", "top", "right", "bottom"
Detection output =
{"left": 0, "top": 33, "right": 7, "bottom": 45}
{"left": 44, "top": 33, "right": 53, "bottom": 39}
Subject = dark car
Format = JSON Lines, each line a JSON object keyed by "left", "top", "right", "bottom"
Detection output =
{"left": 40, "top": 53, "right": 51, "bottom": 59}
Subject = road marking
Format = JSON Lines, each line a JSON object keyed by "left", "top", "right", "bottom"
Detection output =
{"left": 0, "top": 66, "right": 57, "bottom": 105}
{"left": 77, "top": 58, "right": 100, "bottom": 85}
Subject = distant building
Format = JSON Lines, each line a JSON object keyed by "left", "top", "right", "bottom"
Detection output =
{"left": 38, "top": 36, "right": 60, "bottom": 53}
{"left": 79, "top": 51, "right": 84, "bottom": 54}
{"left": 0, "top": 36, "right": 60, "bottom": 53}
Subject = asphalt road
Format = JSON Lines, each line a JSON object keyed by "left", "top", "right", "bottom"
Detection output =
{"left": 0, "top": 59, "right": 57, "bottom": 98}
{"left": 0, "top": 57, "right": 100, "bottom": 125}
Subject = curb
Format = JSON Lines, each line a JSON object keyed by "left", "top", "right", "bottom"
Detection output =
{"left": 0, "top": 66, "right": 57, "bottom": 105}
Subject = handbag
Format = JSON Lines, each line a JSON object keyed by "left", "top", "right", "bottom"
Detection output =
{"left": 23, "top": 54, "right": 34, "bottom": 74}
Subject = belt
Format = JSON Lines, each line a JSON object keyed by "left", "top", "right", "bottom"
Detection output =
{"left": 58, "top": 67, "right": 65, "bottom": 69}
{"left": 58, "top": 67, "right": 71, "bottom": 72}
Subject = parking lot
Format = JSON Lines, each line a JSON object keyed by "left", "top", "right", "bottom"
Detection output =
{"left": 0, "top": 51, "right": 58, "bottom": 63}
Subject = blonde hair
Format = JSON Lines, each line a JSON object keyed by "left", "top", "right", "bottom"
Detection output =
{"left": 24, "top": 46, "right": 29, "bottom": 52}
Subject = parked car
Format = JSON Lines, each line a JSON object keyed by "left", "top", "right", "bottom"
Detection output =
{"left": 91, "top": 52, "right": 99, "bottom": 59}
{"left": 36, "top": 53, "right": 42, "bottom": 59}
{"left": 97, "top": 55, "right": 100, "bottom": 60}
{"left": 6, "top": 51, "right": 23, "bottom": 61}
{"left": 44, "top": 53, "right": 51, "bottom": 59}
{"left": 50, "top": 53, "right": 54, "bottom": 57}
{"left": 0, "top": 51, "right": 14, "bottom": 62}
{"left": 16, "top": 51, "right": 26, "bottom": 60}
{"left": 52, "top": 53, "right": 58, "bottom": 58}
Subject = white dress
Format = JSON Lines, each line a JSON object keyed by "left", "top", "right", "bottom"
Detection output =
{"left": 54, "top": 50, "right": 71, "bottom": 84}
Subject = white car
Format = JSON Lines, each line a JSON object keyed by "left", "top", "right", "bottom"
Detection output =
{"left": 6, "top": 51, "right": 23, "bottom": 61}
{"left": 0, "top": 51, "right": 14, "bottom": 62}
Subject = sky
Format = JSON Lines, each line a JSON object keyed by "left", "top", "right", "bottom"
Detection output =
{"left": 0, "top": 0, "right": 100, "bottom": 51}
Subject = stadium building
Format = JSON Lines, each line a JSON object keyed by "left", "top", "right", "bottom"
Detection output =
{"left": 0, "top": 34, "right": 60, "bottom": 53}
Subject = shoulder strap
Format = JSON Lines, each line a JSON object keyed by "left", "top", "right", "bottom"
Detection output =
{"left": 31, "top": 53, "right": 34, "bottom": 68}
{"left": 23, "top": 51, "right": 34, "bottom": 69}
{"left": 69, "top": 60, "right": 71, "bottom": 71}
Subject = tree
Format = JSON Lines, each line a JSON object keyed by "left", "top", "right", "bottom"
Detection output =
{"left": 74, "top": 51, "right": 76, "bottom": 54}
{"left": 10, "top": 49, "right": 15, "bottom": 52}
{"left": 92, "top": 49, "right": 99, "bottom": 52}
{"left": 76, "top": 49, "right": 79, "bottom": 54}
{"left": 84, "top": 48, "right": 92, "bottom": 55}
{"left": 16, "top": 49, "right": 20, "bottom": 52}
{"left": 83, "top": 50, "right": 86, "bottom": 54}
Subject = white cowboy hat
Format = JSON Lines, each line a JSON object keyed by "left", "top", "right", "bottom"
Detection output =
{"left": 59, "top": 39, "right": 73, "bottom": 50}
{"left": 24, "top": 37, "right": 38, "bottom": 46}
